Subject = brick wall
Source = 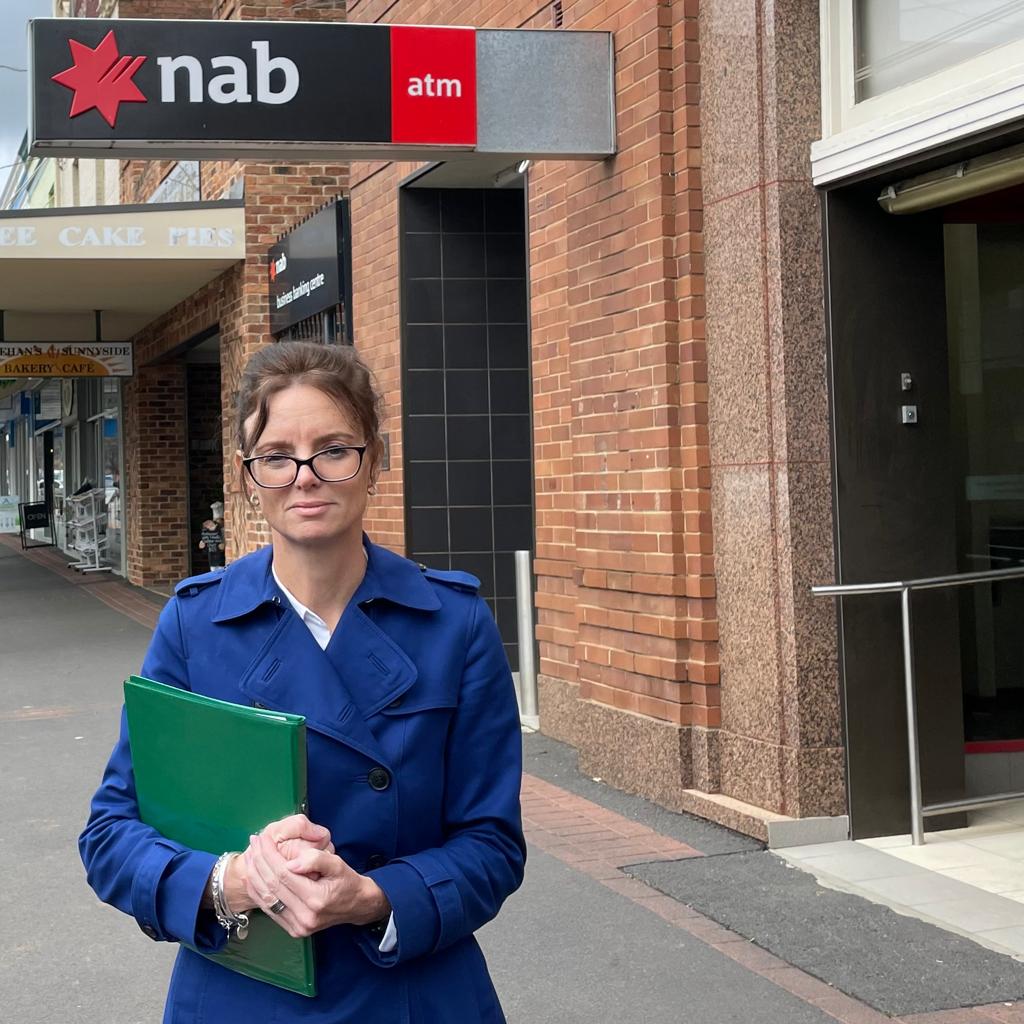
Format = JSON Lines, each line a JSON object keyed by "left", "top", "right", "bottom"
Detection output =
{"left": 123, "top": 363, "right": 189, "bottom": 590}
{"left": 343, "top": 0, "right": 720, "bottom": 804}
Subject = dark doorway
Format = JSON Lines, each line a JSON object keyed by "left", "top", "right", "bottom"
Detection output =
{"left": 824, "top": 182, "right": 966, "bottom": 838}
{"left": 400, "top": 185, "right": 532, "bottom": 670}
{"left": 185, "top": 336, "right": 224, "bottom": 576}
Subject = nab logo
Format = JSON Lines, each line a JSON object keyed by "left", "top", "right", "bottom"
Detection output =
{"left": 270, "top": 252, "right": 287, "bottom": 282}
{"left": 51, "top": 30, "right": 145, "bottom": 128}
{"left": 53, "top": 31, "right": 301, "bottom": 128}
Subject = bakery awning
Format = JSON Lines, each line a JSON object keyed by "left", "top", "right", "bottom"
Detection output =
{"left": 0, "top": 199, "right": 244, "bottom": 346}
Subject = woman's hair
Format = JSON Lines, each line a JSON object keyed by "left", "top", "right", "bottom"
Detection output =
{"left": 235, "top": 342, "right": 384, "bottom": 479}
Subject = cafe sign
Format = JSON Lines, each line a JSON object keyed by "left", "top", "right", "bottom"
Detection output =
{"left": 0, "top": 343, "right": 133, "bottom": 378}
{"left": 29, "top": 18, "right": 615, "bottom": 161}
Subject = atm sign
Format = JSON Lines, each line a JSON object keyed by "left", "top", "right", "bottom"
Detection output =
{"left": 390, "top": 27, "right": 476, "bottom": 147}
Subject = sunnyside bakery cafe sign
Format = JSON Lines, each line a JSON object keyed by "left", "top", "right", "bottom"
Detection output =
{"left": 28, "top": 19, "right": 615, "bottom": 161}
{"left": 0, "top": 343, "right": 133, "bottom": 378}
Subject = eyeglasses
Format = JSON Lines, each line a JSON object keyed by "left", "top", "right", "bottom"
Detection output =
{"left": 242, "top": 445, "right": 368, "bottom": 489}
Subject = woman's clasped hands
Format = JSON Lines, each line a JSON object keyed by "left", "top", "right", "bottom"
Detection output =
{"left": 228, "top": 813, "right": 391, "bottom": 939}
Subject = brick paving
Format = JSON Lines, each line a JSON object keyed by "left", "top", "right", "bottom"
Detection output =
{"left": 5, "top": 537, "right": 1024, "bottom": 1022}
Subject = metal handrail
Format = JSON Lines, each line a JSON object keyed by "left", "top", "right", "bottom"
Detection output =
{"left": 812, "top": 565, "right": 1024, "bottom": 845}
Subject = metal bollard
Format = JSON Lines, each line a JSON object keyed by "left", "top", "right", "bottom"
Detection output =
{"left": 514, "top": 549, "right": 539, "bottom": 730}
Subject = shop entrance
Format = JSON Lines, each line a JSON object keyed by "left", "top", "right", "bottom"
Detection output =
{"left": 399, "top": 180, "right": 533, "bottom": 671}
{"left": 824, "top": 181, "right": 1024, "bottom": 837}
{"left": 184, "top": 333, "right": 224, "bottom": 577}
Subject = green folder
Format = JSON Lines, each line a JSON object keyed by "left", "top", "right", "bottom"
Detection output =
{"left": 123, "top": 675, "right": 316, "bottom": 997}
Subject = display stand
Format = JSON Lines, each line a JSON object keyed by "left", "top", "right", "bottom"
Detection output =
{"left": 65, "top": 489, "right": 112, "bottom": 574}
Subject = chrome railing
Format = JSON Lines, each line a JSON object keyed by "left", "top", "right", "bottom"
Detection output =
{"left": 812, "top": 565, "right": 1024, "bottom": 845}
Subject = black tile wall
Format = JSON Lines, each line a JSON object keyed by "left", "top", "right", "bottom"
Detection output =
{"left": 404, "top": 416, "right": 446, "bottom": 461}
{"left": 404, "top": 233, "right": 442, "bottom": 278}
{"left": 401, "top": 186, "right": 532, "bottom": 672}
{"left": 443, "top": 278, "right": 488, "bottom": 323}
{"left": 404, "top": 325, "right": 444, "bottom": 369}
{"left": 443, "top": 233, "right": 486, "bottom": 277}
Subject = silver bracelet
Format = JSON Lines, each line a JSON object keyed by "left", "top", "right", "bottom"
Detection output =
{"left": 211, "top": 852, "right": 249, "bottom": 940}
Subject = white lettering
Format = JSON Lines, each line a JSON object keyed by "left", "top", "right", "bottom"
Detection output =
{"left": 408, "top": 74, "right": 463, "bottom": 98}
{"left": 435, "top": 77, "right": 462, "bottom": 98}
{"left": 57, "top": 225, "right": 145, "bottom": 247}
{"left": 209, "top": 56, "right": 252, "bottom": 104}
{"left": 0, "top": 226, "right": 34, "bottom": 246}
{"left": 157, "top": 55, "right": 204, "bottom": 103}
{"left": 168, "top": 226, "right": 237, "bottom": 247}
{"left": 252, "top": 42, "right": 299, "bottom": 105}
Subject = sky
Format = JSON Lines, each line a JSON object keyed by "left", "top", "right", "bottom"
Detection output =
{"left": 0, "top": 1, "right": 56, "bottom": 178}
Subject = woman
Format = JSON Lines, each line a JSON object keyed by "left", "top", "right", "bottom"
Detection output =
{"left": 80, "top": 341, "right": 526, "bottom": 1023}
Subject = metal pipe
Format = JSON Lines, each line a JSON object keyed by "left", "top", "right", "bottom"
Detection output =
{"left": 514, "top": 549, "right": 539, "bottom": 728}
{"left": 814, "top": 566, "right": 1024, "bottom": 843}
{"left": 812, "top": 564, "right": 1024, "bottom": 598}
{"left": 900, "top": 587, "right": 926, "bottom": 846}
{"left": 923, "top": 791, "right": 1024, "bottom": 816}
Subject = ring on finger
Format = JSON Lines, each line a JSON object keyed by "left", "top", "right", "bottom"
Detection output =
{"left": 269, "top": 899, "right": 287, "bottom": 915}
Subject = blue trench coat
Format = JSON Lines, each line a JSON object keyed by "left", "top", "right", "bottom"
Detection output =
{"left": 79, "top": 539, "right": 526, "bottom": 1024}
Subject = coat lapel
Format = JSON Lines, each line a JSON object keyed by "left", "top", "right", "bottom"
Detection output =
{"left": 219, "top": 538, "right": 440, "bottom": 767}
{"left": 322, "top": 601, "right": 419, "bottom": 719}
{"left": 237, "top": 608, "right": 392, "bottom": 768}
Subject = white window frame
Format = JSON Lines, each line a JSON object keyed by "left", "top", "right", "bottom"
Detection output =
{"left": 814, "top": 0, "right": 1024, "bottom": 186}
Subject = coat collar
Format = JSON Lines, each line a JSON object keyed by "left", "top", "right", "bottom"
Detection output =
{"left": 211, "top": 535, "right": 440, "bottom": 624}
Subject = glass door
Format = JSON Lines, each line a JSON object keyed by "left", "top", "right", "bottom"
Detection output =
{"left": 946, "top": 222, "right": 1024, "bottom": 742}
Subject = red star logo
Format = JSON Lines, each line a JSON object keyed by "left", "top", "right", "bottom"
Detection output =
{"left": 51, "top": 31, "right": 146, "bottom": 128}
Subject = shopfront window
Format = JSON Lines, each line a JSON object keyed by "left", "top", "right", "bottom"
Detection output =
{"left": 855, "top": 1, "right": 1024, "bottom": 101}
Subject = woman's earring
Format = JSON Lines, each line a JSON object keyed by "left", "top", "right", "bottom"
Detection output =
{"left": 250, "top": 493, "right": 260, "bottom": 508}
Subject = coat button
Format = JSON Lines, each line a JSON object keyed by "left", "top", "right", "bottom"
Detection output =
{"left": 367, "top": 767, "right": 391, "bottom": 791}
{"left": 365, "top": 853, "right": 387, "bottom": 871}
{"left": 386, "top": 696, "right": 403, "bottom": 709}
{"left": 139, "top": 922, "right": 159, "bottom": 940}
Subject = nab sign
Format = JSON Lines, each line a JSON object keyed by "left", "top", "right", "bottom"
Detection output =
{"left": 29, "top": 19, "right": 616, "bottom": 162}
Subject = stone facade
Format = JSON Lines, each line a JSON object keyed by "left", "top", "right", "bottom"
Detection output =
{"left": 116, "top": 0, "right": 845, "bottom": 833}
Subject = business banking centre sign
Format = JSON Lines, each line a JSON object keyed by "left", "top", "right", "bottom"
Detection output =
{"left": 29, "top": 19, "right": 615, "bottom": 161}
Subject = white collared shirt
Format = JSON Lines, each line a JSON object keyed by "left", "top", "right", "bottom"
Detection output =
{"left": 271, "top": 564, "right": 398, "bottom": 955}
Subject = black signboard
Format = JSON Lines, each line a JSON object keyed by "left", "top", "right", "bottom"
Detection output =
{"left": 29, "top": 19, "right": 481, "bottom": 159}
{"left": 19, "top": 501, "right": 53, "bottom": 550}
{"left": 269, "top": 201, "right": 351, "bottom": 339}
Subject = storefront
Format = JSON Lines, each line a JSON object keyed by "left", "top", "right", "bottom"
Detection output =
{"left": 0, "top": 200, "right": 244, "bottom": 577}
{"left": 816, "top": 3, "right": 1024, "bottom": 837}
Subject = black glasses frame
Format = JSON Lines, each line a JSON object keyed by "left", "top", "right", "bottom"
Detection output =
{"left": 242, "top": 445, "right": 368, "bottom": 489}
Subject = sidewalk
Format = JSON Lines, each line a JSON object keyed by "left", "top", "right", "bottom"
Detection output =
{"left": 5, "top": 536, "right": 1024, "bottom": 1023}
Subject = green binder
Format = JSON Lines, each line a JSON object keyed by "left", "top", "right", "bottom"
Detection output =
{"left": 123, "top": 675, "right": 316, "bottom": 997}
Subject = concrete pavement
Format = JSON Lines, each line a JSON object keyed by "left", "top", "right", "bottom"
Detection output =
{"left": 6, "top": 537, "right": 1024, "bottom": 1023}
